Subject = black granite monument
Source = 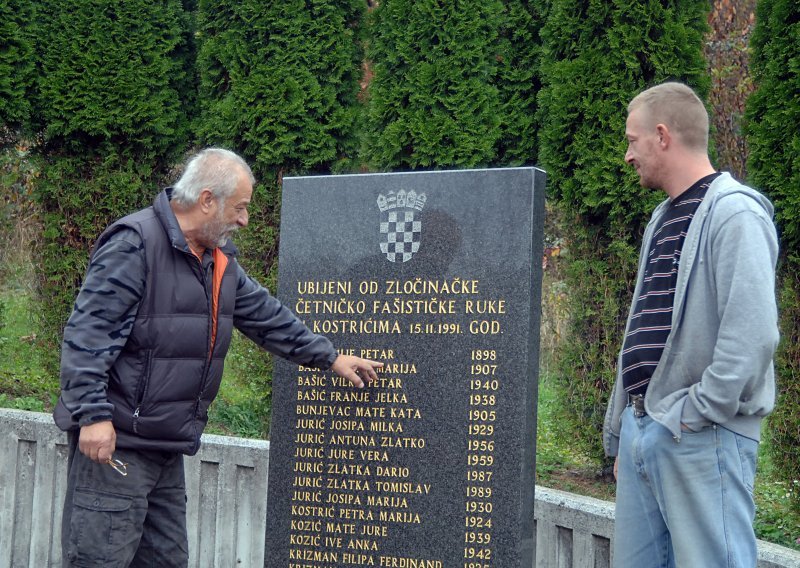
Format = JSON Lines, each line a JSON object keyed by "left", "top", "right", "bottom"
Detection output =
{"left": 265, "top": 168, "right": 545, "bottom": 567}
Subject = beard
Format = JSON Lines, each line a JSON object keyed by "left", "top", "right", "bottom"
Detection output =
{"left": 200, "top": 208, "right": 239, "bottom": 249}
{"left": 633, "top": 161, "right": 660, "bottom": 190}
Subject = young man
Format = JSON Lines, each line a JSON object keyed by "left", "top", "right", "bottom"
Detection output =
{"left": 602, "top": 83, "right": 779, "bottom": 567}
{"left": 54, "top": 148, "right": 382, "bottom": 567}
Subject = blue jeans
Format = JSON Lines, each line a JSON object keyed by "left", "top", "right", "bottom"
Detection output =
{"left": 613, "top": 405, "right": 758, "bottom": 568}
{"left": 62, "top": 431, "right": 189, "bottom": 567}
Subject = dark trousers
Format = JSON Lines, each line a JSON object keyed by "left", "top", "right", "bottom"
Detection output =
{"left": 62, "top": 431, "right": 189, "bottom": 567}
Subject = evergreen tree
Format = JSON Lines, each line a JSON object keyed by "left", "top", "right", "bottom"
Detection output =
{"left": 537, "top": 0, "right": 710, "bottom": 461}
{"left": 746, "top": 0, "right": 800, "bottom": 251}
{"left": 0, "top": 0, "right": 35, "bottom": 139}
{"left": 32, "top": 0, "right": 192, "bottom": 361}
{"left": 197, "top": 0, "right": 364, "bottom": 178}
{"left": 364, "top": 0, "right": 505, "bottom": 169}
{"left": 195, "top": 0, "right": 366, "bottom": 427}
{"left": 745, "top": 0, "right": 800, "bottom": 512}
{"left": 37, "top": 0, "right": 189, "bottom": 155}
{"left": 0, "top": 0, "right": 37, "bottom": 261}
{"left": 196, "top": 0, "right": 365, "bottom": 282}
{"left": 173, "top": 0, "right": 201, "bottom": 134}
{"left": 493, "top": 1, "right": 545, "bottom": 166}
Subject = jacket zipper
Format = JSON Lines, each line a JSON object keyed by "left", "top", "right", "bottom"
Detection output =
{"left": 188, "top": 251, "right": 216, "bottom": 419}
{"left": 132, "top": 349, "right": 154, "bottom": 433}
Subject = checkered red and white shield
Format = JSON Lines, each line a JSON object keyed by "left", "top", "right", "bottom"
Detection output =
{"left": 379, "top": 209, "right": 422, "bottom": 263}
{"left": 377, "top": 189, "right": 426, "bottom": 263}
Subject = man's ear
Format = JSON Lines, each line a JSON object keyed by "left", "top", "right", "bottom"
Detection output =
{"left": 199, "top": 189, "right": 215, "bottom": 213}
{"left": 655, "top": 124, "right": 671, "bottom": 148}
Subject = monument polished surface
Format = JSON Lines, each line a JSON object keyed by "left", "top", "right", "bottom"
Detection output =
{"left": 265, "top": 168, "right": 545, "bottom": 567}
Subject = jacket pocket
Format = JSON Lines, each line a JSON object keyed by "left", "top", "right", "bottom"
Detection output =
{"left": 132, "top": 350, "right": 154, "bottom": 434}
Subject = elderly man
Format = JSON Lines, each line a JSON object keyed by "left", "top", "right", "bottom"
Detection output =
{"left": 54, "top": 148, "right": 382, "bottom": 566}
{"left": 603, "top": 82, "right": 780, "bottom": 567}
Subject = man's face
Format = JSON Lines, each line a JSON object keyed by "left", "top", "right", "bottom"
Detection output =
{"left": 625, "top": 107, "right": 663, "bottom": 190}
{"left": 201, "top": 174, "right": 252, "bottom": 248}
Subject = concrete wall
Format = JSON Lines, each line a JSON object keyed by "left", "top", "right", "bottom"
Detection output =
{"left": 533, "top": 486, "right": 800, "bottom": 568}
{"left": 0, "top": 410, "right": 269, "bottom": 567}
{"left": 2, "top": 409, "right": 799, "bottom": 567}
{"left": 534, "top": 487, "right": 614, "bottom": 567}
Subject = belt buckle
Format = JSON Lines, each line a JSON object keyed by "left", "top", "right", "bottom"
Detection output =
{"left": 629, "top": 394, "right": 646, "bottom": 418}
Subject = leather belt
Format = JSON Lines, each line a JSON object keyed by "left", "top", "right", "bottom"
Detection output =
{"left": 628, "top": 394, "right": 647, "bottom": 418}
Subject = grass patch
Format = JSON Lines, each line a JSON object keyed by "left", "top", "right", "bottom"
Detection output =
{"left": 206, "top": 330, "right": 273, "bottom": 439}
{"left": 206, "top": 396, "right": 269, "bottom": 439}
{"left": 0, "top": 392, "right": 47, "bottom": 412}
{"left": 536, "top": 369, "right": 616, "bottom": 501}
{"left": 754, "top": 436, "right": 800, "bottom": 549}
{"left": 0, "top": 260, "right": 57, "bottom": 411}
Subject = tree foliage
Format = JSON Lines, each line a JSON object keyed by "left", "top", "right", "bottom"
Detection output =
{"left": 537, "top": 0, "right": 710, "bottom": 460}
{"left": 493, "top": 1, "right": 545, "bottom": 166}
{"left": 32, "top": 0, "right": 192, "bottom": 363}
{"left": 36, "top": 0, "right": 190, "bottom": 154}
{"left": 194, "top": 0, "right": 367, "bottom": 402}
{"left": 364, "top": 0, "right": 505, "bottom": 169}
{"left": 195, "top": 0, "right": 365, "bottom": 282}
{"left": 363, "top": 0, "right": 544, "bottom": 170}
{"left": 746, "top": 0, "right": 800, "bottom": 252}
{"left": 746, "top": 0, "right": 800, "bottom": 510}
{"left": 197, "top": 0, "right": 365, "bottom": 179}
{"left": 0, "top": 0, "right": 35, "bottom": 138}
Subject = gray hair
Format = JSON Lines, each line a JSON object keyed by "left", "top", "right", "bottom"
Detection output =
{"left": 171, "top": 148, "right": 255, "bottom": 207}
{"left": 628, "top": 82, "right": 709, "bottom": 153}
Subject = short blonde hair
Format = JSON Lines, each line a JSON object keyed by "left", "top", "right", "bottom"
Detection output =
{"left": 628, "top": 82, "right": 709, "bottom": 152}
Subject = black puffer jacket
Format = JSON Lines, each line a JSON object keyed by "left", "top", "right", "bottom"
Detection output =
{"left": 55, "top": 190, "right": 337, "bottom": 455}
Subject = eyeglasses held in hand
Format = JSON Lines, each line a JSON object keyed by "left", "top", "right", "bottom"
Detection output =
{"left": 106, "top": 456, "right": 129, "bottom": 476}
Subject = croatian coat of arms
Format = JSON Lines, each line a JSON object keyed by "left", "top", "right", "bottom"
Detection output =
{"left": 376, "top": 189, "right": 427, "bottom": 263}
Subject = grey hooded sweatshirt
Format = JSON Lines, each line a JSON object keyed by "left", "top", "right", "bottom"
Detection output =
{"left": 603, "top": 172, "right": 779, "bottom": 457}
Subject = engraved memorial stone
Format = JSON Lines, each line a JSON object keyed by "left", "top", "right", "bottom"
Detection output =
{"left": 265, "top": 168, "right": 545, "bottom": 567}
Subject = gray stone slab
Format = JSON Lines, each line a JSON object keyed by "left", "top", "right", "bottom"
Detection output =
{"left": 265, "top": 168, "right": 546, "bottom": 567}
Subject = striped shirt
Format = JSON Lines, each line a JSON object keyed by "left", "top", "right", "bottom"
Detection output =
{"left": 621, "top": 173, "right": 719, "bottom": 395}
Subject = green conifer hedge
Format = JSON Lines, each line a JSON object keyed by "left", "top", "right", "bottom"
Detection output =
{"left": 0, "top": 0, "right": 37, "bottom": 256}
{"left": 363, "top": 0, "right": 544, "bottom": 170}
{"left": 746, "top": 0, "right": 800, "bottom": 252}
{"left": 194, "top": 0, "right": 367, "bottom": 419}
{"left": 493, "top": 1, "right": 544, "bottom": 166}
{"left": 32, "top": 0, "right": 192, "bottom": 363}
{"left": 364, "top": 0, "right": 505, "bottom": 169}
{"left": 745, "top": 0, "right": 800, "bottom": 510}
{"left": 196, "top": 0, "right": 365, "bottom": 282}
{"left": 0, "top": 0, "right": 35, "bottom": 139}
{"left": 537, "top": 0, "right": 710, "bottom": 461}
